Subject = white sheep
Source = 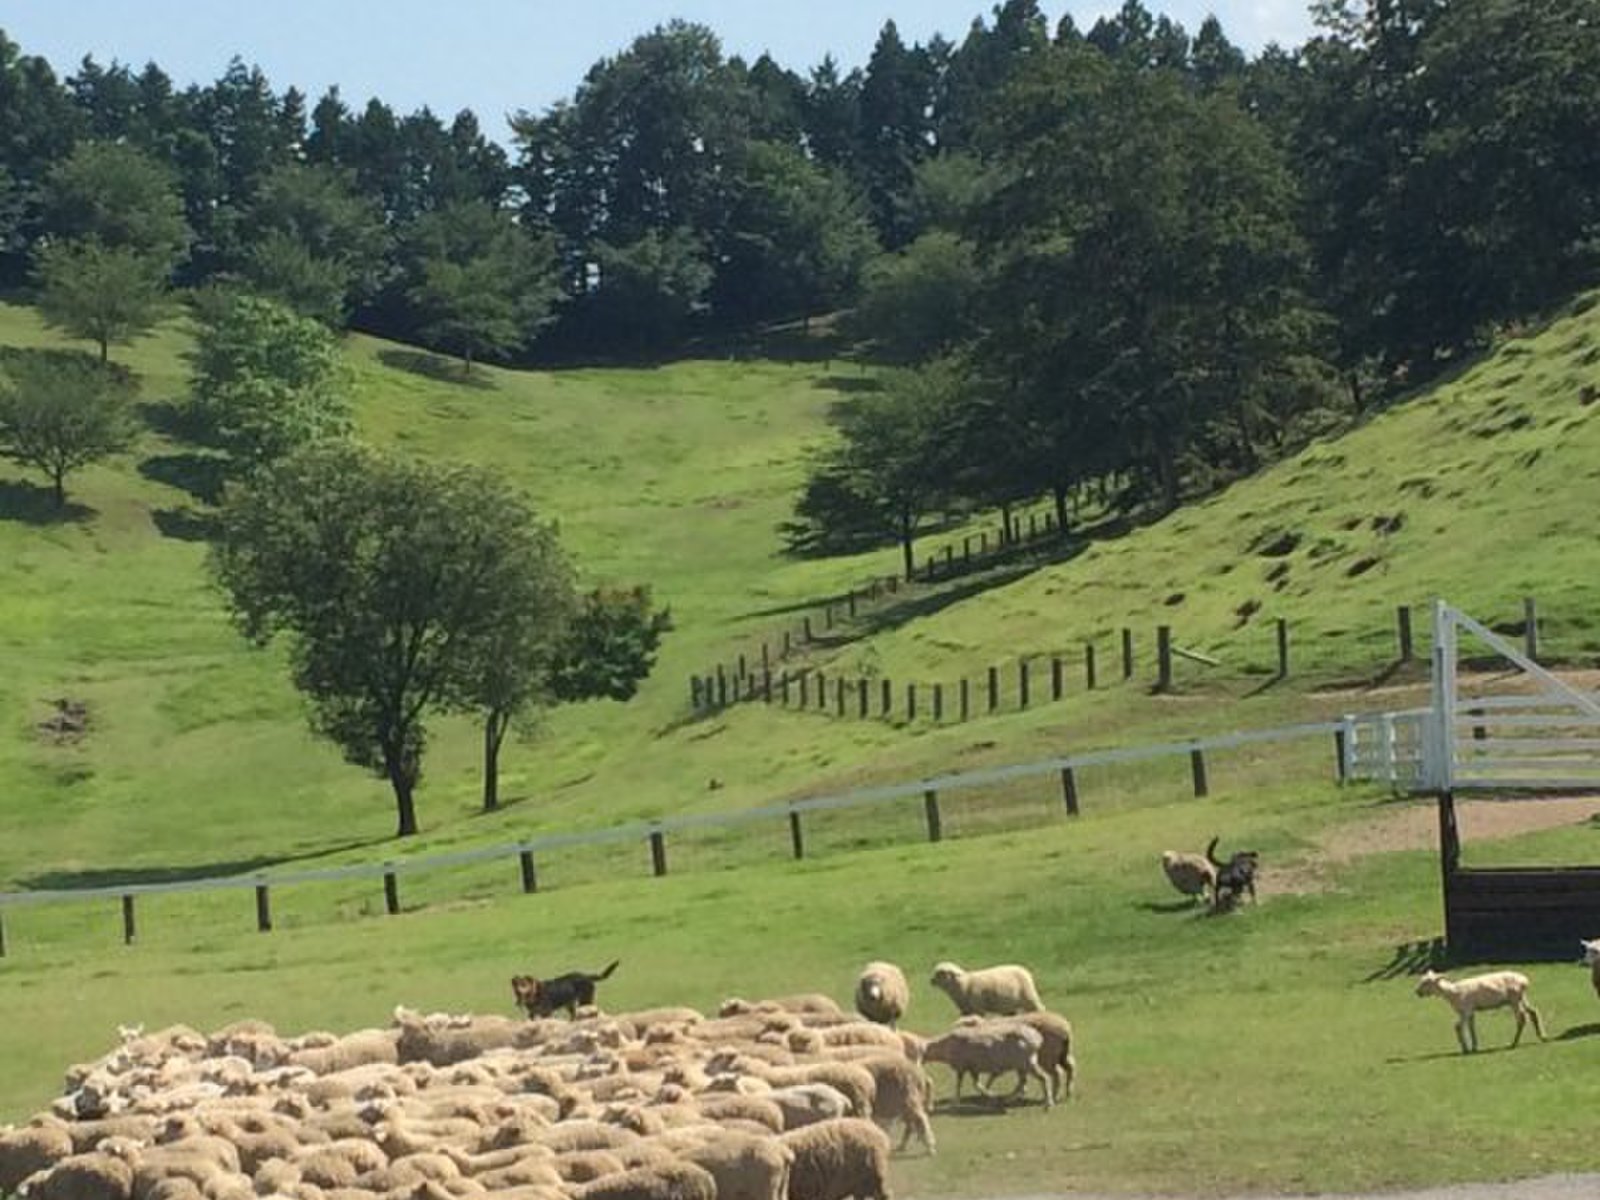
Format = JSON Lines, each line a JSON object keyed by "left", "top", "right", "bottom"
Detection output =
{"left": 843, "top": 1054, "right": 934, "bottom": 1155}
{"left": 779, "top": 1118, "right": 891, "bottom": 1200}
{"left": 928, "top": 961, "right": 1043, "bottom": 1016}
{"left": 1582, "top": 937, "right": 1600, "bottom": 999}
{"left": 1414, "top": 969, "right": 1547, "bottom": 1053}
{"left": 922, "top": 1022, "right": 1053, "bottom": 1109}
{"left": 957, "top": 1011, "right": 1076, "bottom": 1101}
{"left": 1159, "top": 851, "right": 1216, "bottom": 903}
{"left": 677, "top": 1130, "right": 793, "bottom": 1200}
{"left": 760, "top": 1084, "right": 853, "bottom": 1131}
{"left": 572, "top": 1160, "right": 717, "bottom": 1200}
{"left": 852, "top": 964, "right": 909, "bottom": 1029}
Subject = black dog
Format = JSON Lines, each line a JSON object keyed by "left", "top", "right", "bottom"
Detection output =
{"left": 511, "top": 960, "right": 619, "bottom": 1019}
{"left": 1206, "top": 836, "right": 1260, "bottom": 913}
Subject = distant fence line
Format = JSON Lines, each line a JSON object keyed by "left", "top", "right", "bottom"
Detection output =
{"left": 693, "top": 504, "right": 1068, "bottom": 711}
{"left": 692, "top": 597, "right": 1558, "bottom": 724}
{"left": 0, "top": 710, "right": 1384, "bottom": 956}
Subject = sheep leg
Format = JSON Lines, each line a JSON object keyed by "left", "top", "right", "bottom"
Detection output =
{"left": 1524, "top": 1000, "right": 1547, "bottom": 1042}
{"left": 1456, "top": 1012, "right": 1475, "bottom": 1054}
{"left": 1061, "top": 1054, "right": 1077, "bottom": 1099}
{"left": 1028, "top": 1058, "right": 1055, "bottom": 1110}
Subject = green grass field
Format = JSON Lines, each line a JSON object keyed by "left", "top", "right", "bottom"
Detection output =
{"left": 2, "top": 295, "right": 1599, "bottom": 1194}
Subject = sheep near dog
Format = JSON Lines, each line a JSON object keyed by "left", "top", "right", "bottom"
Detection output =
{"left": 852, "top": 963, "right": 909, "bottom": 1029}
{"left": 1582, "top": 938, "right": 1600, "bottom": 998}
{"left": 1414, "top": 969, "right": 1547, "bottom": 1054}
{"left": 780, "top": 1118, "right": 891, "bottom": 1200}
{"left": 922, "top": 1023, "right": 1053, "bottom": 1109}
{"left": 928, "top": 962, "right": 1043, "bottom": 1017}
{"left": 1159, "top": 851, "right": 1215, "bottom": 904}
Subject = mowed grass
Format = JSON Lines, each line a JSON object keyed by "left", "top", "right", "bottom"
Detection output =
{"left": 3, "top": 774, "right": 1600, "bottom": 1195}
{"left": 4, "top": 294, "right": 1600, "bottom": 1194}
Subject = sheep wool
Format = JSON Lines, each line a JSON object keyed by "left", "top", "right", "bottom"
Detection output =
{"left": 928, "top": 961, "right": 1045, "bottom": 1016}
{"left": 853, "top": 963, "right": 910, "bottom": 1029}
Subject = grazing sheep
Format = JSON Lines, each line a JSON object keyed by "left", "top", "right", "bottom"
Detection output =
{"left": 678, "top": 1131, "right": 793, "bottom": 1200}
{"left": 1159, "top": 851, "right": 1216, "bottom": 904}
{"left": 958, "top": 1011, "right": 1076, "bottom": 1101}
{"left": 843, "top": 1055, "right": 934, "bottom": 1155}
{"left": 922, "top": 1022, "right": 1052, "bottom": 1109}
{"left": 852, "top": 964, "right": 909, "bottom": 1029}
{"left": 1582, "top": 938, "right": 1600, "bottom": 998}
{"left": 761, "top": 1084, "right": 854, "bottom": 1130}
{"left": 689, "top": 1095, "right": 784, "bottom": 1134}
{"left": 0, "top": 1120, "right": 75, "bottom": 1193}
{"left": 762, "top": 1065, "right": 875, "bottom": 1120}
{"left": 780, "top": 1118, "right": 891, "bottom": 1200}
{"left": 1415, "top": 969, "right": 1547, "bottom": 1054}
{"left": 549, "top": 1151, "right": 627, "bottom": 1185}
{"left": 928, "top": 962, "right": 1044, "bottom": 1017}
{"left": 572, "top": 1161, "right": 717, "bottom": 1200}
{"left": 19, "top": 1150, "right": 135, "bottom": 1200}
{"left": 718, "top": 996, "right": 842, "bottom": 1019}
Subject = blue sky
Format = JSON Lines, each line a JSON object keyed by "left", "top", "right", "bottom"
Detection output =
{"left": 0, "top": 2, "right": 1317, "bottom": 141}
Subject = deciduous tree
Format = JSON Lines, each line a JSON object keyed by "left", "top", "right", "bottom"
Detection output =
{"left": 0, "top": 348, "right": 136, "bottom": 506}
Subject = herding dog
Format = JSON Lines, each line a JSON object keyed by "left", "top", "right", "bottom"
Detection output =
{"left": 1206, "top": 836, "right": 1260, "bottom": 913}
{"left": 511, "top": 960, "right": 620, "bottom": 1019}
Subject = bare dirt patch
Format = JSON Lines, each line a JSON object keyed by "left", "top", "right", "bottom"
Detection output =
{"left": 1268, "top": 795, "right": 1600, "bottom": 896}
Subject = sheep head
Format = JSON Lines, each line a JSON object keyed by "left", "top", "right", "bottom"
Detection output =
{"left": 929, "top": 962, "right": 964, "bottom": 992}
{"left": 1414, "top": 970, "right": 1446, "bottom": 998}
{"left": 1580, "top": 938, "right": 1600, "bottom": 966}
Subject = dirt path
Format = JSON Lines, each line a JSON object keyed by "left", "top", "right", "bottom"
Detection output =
{"left": 1267, "top": 794, "right": 1600, "bottom": 896}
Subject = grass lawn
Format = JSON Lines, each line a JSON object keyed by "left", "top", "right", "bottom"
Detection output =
{"left": 2, "top": 293, "right": 1599, "bottom": 1195}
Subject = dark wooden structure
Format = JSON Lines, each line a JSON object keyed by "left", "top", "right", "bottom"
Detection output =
{"left": 1438, "top": 790, "right": 1600, "bottom": 960}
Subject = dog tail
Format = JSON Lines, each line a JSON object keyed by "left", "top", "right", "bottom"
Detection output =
{"left": 1206, "top": 835, "right": 1224, "bottom": 869}
{"left": 595, "top": 960, "right": 620, "bottom": 981}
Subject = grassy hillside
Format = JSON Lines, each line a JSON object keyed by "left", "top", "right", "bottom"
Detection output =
{"left": 3, "top": 296, "right": 1600, "bottom": 1194}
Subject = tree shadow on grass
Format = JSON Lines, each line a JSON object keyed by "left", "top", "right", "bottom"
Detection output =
{"left": 0, "top": 480, "right": 92, "bottom": 525}
{"left": 1362, "top": 936, "right": 1447, "bottom": 982}
{"left": 137, "top": 399, "right": 214, "bottom": 445}
{"left": 816, "top": 374, "right": 882, "bottom": 395}
{"left": 377, "top": 348, "right": 496, "bottom": 391}
{"left": 151, "top": 506, "right": 218, "bottom": 542}
{"left": 14, "top": 836, "right": 394, "bottom": 893}
{"left": 139, "top": 452, "right": 230, "bottom": 505}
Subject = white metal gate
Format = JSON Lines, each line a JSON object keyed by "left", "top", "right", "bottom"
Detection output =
{"left": 1344, "top": 601, "right": 1600, "bottom": 793}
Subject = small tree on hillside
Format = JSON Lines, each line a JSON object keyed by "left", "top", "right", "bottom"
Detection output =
{"left": 35, "top": 239, "right": 172, "bottom": 363}
{"left": 211, "top": 441, "right": 588, "bottom": 837}
{"left": 0, "top": 348, "right": 137, "bottom": 506}
{"left": 548, "top": 586, "right": 673, "bottom": 704}
{"left": 189, "top": 291, "right": 352, "bottom": 466}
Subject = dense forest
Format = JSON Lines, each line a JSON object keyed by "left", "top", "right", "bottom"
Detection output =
{"left": 1, "top": 0, "right": 1597, "bottom": 557}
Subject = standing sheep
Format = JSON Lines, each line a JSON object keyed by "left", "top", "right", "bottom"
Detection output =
{"left": 928, "top": 962, "right": 1043, "bottom": 1016}
{"left": 780, "top": 1118, "right": 891, "bottom": 1200}
{"left": 922, "top": 1023, "right": 1053, "bottom": 1109}
{"left": 1414, "top": 969, "right": 1547, "bottom": 1054}
{"left": 852, "top": 964, "right": 909, "bottom": 1029}
{"left": 1582, "top": 937, "right": 1600, "bottom": 998}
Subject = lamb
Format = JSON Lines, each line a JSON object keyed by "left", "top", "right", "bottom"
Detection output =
{"left": 852, "top": 964, "right": 909, "bottom": 1029}
{"left": 677, "top": 1131, "right": 793, "bottom": 1200}
{"left": 1159, "top": 850, "right": 1216, "bottom": 904}
{"left": 928, "top": 961, "right": 1043, "bottom": 1016}
{"left": 1582, "top": 937, "right": 1600, "bottom": 998}
{"left": 922, "top": 1022, "right": 1053, "bottom": 1109}
{"left": 760, "top": 1064, "right": 874, "bottom": 1119}
{"left": 572, "top": 1161, "right": 717, "bottom": 1200}
{"left": 1414, "top": 969, "right": 1547, "bottom": 1054}
{"left": 779, "top": 1118, "right": 891, "bottom": 1200}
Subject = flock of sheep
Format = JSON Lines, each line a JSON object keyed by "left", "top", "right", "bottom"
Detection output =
{"left": 0, "top": 961, "right": 1075, "bottom": 1200}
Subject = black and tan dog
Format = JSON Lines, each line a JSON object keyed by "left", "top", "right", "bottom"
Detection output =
{"left": 1206, "top": 836, "right": 1260, "bottom": 913}
{"left": 511, "top": 960, "right": 620, "bottom": 1019}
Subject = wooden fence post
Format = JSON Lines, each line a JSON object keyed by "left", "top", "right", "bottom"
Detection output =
{"left": 933, "top": 683, "right": 944, "bottom": 722}
{"left": 988, "top": 666, "right": 999, "bottom": 712}
{"left": 520, "top": 848, "right": 539, "bottom": 894}
{"left": 963, "top": 536, "right": 972, "bottom": 563}
{"left": 716, "top": 666, "right": 728, "bottom": 707}
{"left": 907, "top": 683, "right": 918, "bottom": 721}
{"left": 1060, "top": 767, "right": 1079, "bottom": 817}
{"left": 799, "top": 673, "right": 810, "bottom": 709}
{"left": 737, "top": 652, "right": 747, "bottom": 680}
{"left": 1029, "top": 513, "right": 1038, "bottom": 539}
{"left": 1190, "top": 747, "right": 1209, "bottom": 798}
{"left": 881, "top": 678, "right": 893, "bottom": 717}
{"left": 944, "top": 546, "right": 955, "bottom": 571}
{"left": 1122, "top": 628, "right": 1134, "bottom": 679}
{"left": 980, "top": 531, "right": 989, "bottom": 553}
{"left": 1276, "top": 618, "right": 1290, "bottom": 678}
{"left": 1157, "top": 626, "right": 1173, "bottom": 693}
{"left": 255, "top": 884, "right": 271, "bottom": 933}
{"left": 923, "top": 790, "right": 943, "bottom": 843}
{"left": 858, "top": 678, "right": 869, "bottom": 718}
{"left": 824, "top": 604, "right": 834, "bottom": 630}
{"left": 1052, "top": 657, "right": 1064, "bottom": 701}
{"left": 783, "top": 630, "right": 792, "bottom": 655}
{"left": 816, "top": 671, "right": 827, "bottom": 710}
{"left": 122, "top": 894, "right": 136, "bottom": 944}
{"left": 1396, "top": 605, "right": 1414, "bottom": 662}
{"left": 0, "top": 909, "right": 6, "bottom": 958}
{"left": 836, "top": 677, "right": 846, "bottom": 717}
{"left": 383, "top": 870, "right": 400, "bottom": 915}
{"left": 960, "top": 678, "right": 971, "bottom": 722}
{"left": 690, "top": 677, "right": 702, "bottom": 709}
{"left": 804, "top": 616, "right": 814, "bottom": 643}
{"left": 1019, "top": 660, "right": 1030, "bottom": 709}
{"left": 789, "top": 809, "right": 805, "bottom": 860}
{"left": 650, "top": 829, "right": 668, "bottom": 877}
{"left": 763, "top": 667, "right": 773, "bottom": 703}
{"left": 1084, "top": 643, "right": 1097, "bottom": 690}
{"left": 1524, "top": 596, "right": 1539, "bottom": 661}
{"left": 1334, "top": 726, "right": 1348, "bottom": 783}
{"left": 848, "top": 591, "right": 858, "bottom": 619}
